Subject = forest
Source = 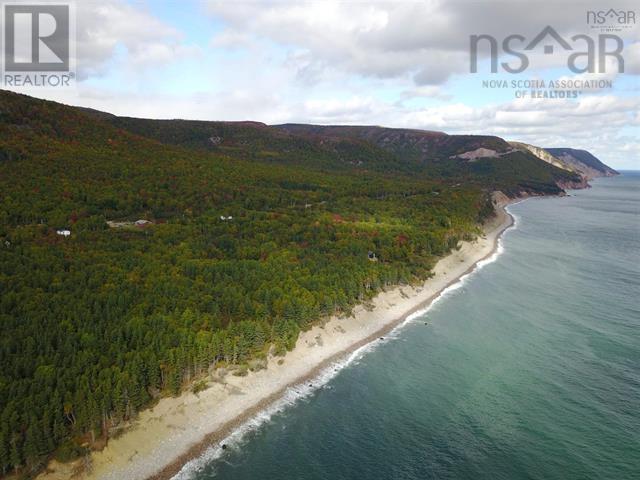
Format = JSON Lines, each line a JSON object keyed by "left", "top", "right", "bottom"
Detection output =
{"left": 0, "top": 90, "right": 574, "bottom": 476}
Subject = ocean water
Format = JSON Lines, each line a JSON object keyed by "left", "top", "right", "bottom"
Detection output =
{"left": 179, "top": 173, "right": 640, "bottom": 480}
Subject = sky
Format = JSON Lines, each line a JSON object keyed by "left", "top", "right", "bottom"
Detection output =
{"left": 3, "top": 0, "right": 639, "bottom": 169}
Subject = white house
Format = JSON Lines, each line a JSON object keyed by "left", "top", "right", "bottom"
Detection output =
{"left": 56, "top": 229, "right": 71, "bottom": 237}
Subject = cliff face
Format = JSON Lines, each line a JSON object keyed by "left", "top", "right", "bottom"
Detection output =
{"left": 556, "top": 177, "right": 591, "bottom": 190}
{"left": 509, "top": 141, "right": 618, "bottom": 190}
{"left": 510, "top": 142, "right": 577, "bottom": 172}
{"left": 544, "top": 148, "right": 619, "bottom": 179}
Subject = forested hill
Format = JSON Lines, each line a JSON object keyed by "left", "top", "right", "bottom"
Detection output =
{"left": 0, "top": 89, "right": 598, "bottom": 476}
{"left": 80, "top": 108, "right": 586, "bottom": 197}
{"left": 273, "top": 123, "right": 587, "bottom": 195}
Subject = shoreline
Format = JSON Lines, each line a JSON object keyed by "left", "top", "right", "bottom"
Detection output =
{"left": 39, "top": 195, "right": 515, "bottom": 480}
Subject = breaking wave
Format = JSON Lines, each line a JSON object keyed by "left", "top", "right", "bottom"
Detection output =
{"left": 173, "top": 206, "right": 518, "bottom": 479}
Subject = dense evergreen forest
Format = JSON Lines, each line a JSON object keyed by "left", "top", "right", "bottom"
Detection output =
{"left": 0, "top": 90, "right": 577, "bottom": 476}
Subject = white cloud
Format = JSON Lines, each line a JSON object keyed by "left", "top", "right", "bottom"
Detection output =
{"left": 75, "top": 0, "right": 199, "bottom": 79}
{"left": 398, "top": 85, "right": 452, "bottom": 102}
{"left": 300, "top": 96, "right": 379, "bottom": 123}
{"left": 625, "top": 42, "right": 640, "bottom": 75}
{"left": 204, "top": 0, "right": 639, "bottom": 85}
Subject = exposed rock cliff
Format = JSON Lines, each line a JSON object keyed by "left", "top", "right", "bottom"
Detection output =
{"left": 510, "top": 141, "right": 617, "bottom": 190}
{"left": 509, "top": 142, "right": 576, "bottom": 172}
{"left": 544, "top": 148, "right": 619, "bottom": 179}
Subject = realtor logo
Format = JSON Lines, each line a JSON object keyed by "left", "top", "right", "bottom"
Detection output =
{"left": 2, "top": 2, "right": 76, "bottom": 87}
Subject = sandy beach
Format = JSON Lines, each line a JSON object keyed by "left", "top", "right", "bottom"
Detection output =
{"left": 38, "top": 195, "right": 514, "bottom": 480}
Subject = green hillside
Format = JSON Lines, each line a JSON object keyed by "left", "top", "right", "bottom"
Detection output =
{"left": 275, "top": 124, "right": 584, "bottom": 196}
{"left": 0, "top": 89, "right": 589, "bottom": 475}
{"left": 0, "top": 90, "right": 486, "bottom": 475}
{"left": 84, "top": 113, "right": 584, "bottom": 194}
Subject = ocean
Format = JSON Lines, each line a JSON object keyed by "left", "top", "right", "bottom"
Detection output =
{"left": 178, "top": 172, "right": 640, "bottom": 480}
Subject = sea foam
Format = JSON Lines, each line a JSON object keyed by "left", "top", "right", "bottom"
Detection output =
{"left": 173, "top": 206, "right": 518, "bottom": 479}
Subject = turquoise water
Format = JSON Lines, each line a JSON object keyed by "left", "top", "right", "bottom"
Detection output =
{"left": 180, "top": 173, "right": 640, "bottom": 480}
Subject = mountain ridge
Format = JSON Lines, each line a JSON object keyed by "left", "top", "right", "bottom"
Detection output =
{"left": 69, "top": 101, "right": 594, "bottom": 196}
{"left": 0, "top": 90, "right": 617, "bottom": 196}
{"left": 0, "top": 88, "right": 619, "bottom": 477}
